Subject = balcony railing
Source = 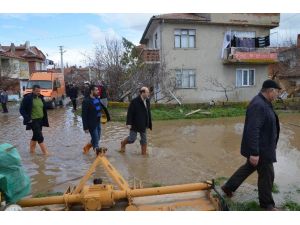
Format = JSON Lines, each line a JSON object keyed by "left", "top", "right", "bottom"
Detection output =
{"left": 223, "top": 47, "right": 278, "bottom": 64}
{"left": 140, "top": 49, "right": 160, "bottom": 63}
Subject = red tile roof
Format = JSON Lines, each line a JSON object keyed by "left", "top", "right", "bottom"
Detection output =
{"left": 0, "top": 43, "right": 45, "bottom": 61}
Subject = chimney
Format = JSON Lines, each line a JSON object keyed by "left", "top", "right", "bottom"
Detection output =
{"left": 25, "top": 41, "right": 30, "bottom": 49}
{"left": 10, "top": 43, "right": 15, "bottom": 52}
{"left": 297, "top": 34, "right": 300, "bottom": 48}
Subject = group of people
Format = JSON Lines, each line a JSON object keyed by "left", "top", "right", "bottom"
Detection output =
{"left": 65, "top": 80, "right": 109, "bottom": 112}
{"left": 81, "top": 85, "right": 151, "bottom": 156}
{"left": 18, "top": 79, "right": 282, "bottom": 210}
{"left": 0, "top": 89, "right": 9, "bottom": 113}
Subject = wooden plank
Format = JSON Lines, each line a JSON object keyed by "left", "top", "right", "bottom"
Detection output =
{"left": 185, "top": 109, "right": 202, "bottom": 116}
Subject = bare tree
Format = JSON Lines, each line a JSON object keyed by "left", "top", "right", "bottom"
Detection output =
{"left": 118, "top": 49, "right": 177, "bottom": 103}
{"left": 204, "top": 76, "right": 236, "bottom": 102}
{"left": 86, "top": 37, "right": 178, "bottom": 102}
{"left": 0, "top": 59, "right": 18, "bottom": 89}
{"left": 86, "top": 37, "right": 126, "bottom": 100}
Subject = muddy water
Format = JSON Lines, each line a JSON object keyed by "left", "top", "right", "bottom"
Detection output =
{"left": 0, "top": 105, "right": 300, "bottom": 205}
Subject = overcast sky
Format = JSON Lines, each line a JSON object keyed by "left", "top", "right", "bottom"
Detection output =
{"left": 1, "top": 13, "right": 300, "bottom": 67}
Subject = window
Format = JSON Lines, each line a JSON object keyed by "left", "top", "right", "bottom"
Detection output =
{"left": 27, "top": 80, "right": 52, "bottom": 89}
{"left": 236, "top": 69, "right": 255, "bottom": 87}
{"left": 154, "top": 33, "right": 158, "bottom": 49}
{"left": 54, "top": 79, "right": 61, "bottom": 88}
{"left": 174, "top": 29, "right": 196, "bottom": 48}
{"left": 176, "top": 69, "right": 196, "bottom": 88}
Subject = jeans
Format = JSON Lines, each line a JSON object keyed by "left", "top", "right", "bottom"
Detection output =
{"left": 89, "top": 123, "right": 101, "bottom": 149}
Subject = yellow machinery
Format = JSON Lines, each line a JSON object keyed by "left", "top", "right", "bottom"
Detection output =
{"left": 17, "top": 148, "right": 224, "bottom": 211}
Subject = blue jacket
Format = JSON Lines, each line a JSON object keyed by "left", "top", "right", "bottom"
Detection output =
{"left": 81, "top": 97, "right": 110, "bottom": 131}
{"left": 241, "top": 93, "right": 280, "bottom": 163}
{"left": 0, "top": 91, "right": 8, "bottom": 103}
{"left": 19, "top": 93, "right": 49, "bottom": 130}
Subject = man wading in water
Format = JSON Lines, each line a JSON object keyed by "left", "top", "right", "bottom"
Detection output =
{"left": 221, "top": 79, "right": 281, "bottom": 211}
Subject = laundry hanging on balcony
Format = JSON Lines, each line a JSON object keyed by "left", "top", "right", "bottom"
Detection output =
{"left": 255, "top": 35, "right": 270, "bottom": 48}
{"left": 221, "top": 30, "right": 232, "bottom": 58}
{"left": 231, "top": 36, "right": 255, "bottom": 48}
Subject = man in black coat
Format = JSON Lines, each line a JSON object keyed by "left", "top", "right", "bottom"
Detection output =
{"left": 82, "top": 85, "right": 110, "bottom": 155}
{"left": 68, "top": 83, "right": 78, "bottom": 112}
{"left": 120, "top": 87, "right": 152, "bottom": 155}
{"left": 221, "top": 80, "right": 281, "bottom": 211}
{"left": 19, "top": 85, "right": 49, "bottom": 155}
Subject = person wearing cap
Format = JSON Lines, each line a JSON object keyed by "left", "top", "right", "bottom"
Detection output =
{"left": 221, "top": 79, "right": 281, "bottom": 211}
{"left": 120, "top": 87, "right": 152, "bottom": 155}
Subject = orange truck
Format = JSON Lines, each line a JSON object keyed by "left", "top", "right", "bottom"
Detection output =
{"left": 24, "top": 71, "right": 65, "bottom": 109}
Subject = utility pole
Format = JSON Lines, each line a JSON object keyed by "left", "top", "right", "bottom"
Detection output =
{"left": 59, "top": 46, "right": 66, "bottom": 76}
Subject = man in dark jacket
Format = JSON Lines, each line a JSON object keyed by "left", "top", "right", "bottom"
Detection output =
{"left": 19, "top": 85, "right": 49, "bottom": 155}
{"left": 82, "top": 85, "right": 110, "bottom": 155}
{"left": 120, "top": 87, "right": 152, "bottom": 155}
{"left": 221, "top": 79, "right": 281, "bottom": 211}
{"left": 0, "top": 89, "right": 9, "bottom": 113}
{"left": 68, "top": 84, "right": 78, "bottom": 112}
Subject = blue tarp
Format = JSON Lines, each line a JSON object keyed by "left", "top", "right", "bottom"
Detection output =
{"left": 0, "top": 143, "right": 31, "bottom": 203}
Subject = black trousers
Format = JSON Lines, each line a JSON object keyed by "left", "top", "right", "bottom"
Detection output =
{"left": 71, "top": 98, "right": 77, "bottom": 110}
{"left": 223, "top": 159, "right": 275, "bottom": 209}
{"left": 31, "top": 119, "right": 44, "bottom": 143}
{"left": 1, "top": 103, "right": 8, "bottom": 112}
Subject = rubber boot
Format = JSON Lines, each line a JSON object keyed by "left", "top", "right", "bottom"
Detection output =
{"left": 38, "top": 142, "right": 49, "bottom": 155}
{"left": 119, "top": 138, "right": 128, "bottom": 153}
{"left": 141, "top": 144, "right": 147, "bottom": 155}
{"left": 30, "top": 140, "right": 37, "bottom": 154}
{"left": 83, "top": 143, "right": 93, "bottom": 154}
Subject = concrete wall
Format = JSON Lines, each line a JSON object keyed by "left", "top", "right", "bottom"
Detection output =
{"left": 147, "top": 25, "right": 161, "bottom": 49}
{"left": 210, "top": 13, "right": 280, "bottom": 27}
{"left": 159, "top": 23, "right": 271, "bottom": 103}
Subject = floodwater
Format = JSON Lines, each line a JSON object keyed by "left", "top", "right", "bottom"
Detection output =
{"left": 0, "top": 104, "right": 300, "bottom": 205}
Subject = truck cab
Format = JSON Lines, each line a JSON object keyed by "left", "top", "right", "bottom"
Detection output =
{"left": 24, "top": 71, "right": 65, "bottom": 109}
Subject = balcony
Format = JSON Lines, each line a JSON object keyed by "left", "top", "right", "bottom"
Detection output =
{"left": 223, "top": 47, "right": 278, "bottom": 64}
{"left": 140, "top": 49, "right": 160, "bottom": 63}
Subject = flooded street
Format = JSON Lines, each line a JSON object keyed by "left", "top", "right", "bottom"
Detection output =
{"left": 1, "top": 104, "right": 300, "bottom": 205}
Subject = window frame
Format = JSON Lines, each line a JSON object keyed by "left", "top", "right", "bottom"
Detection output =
{"left": 175, "top": 69, "right": 196, "bottom": 89}
{"left": 174, "top": 29, "right": 196, "bottom": 49}
{"left": 154, "top": 32, "right": 158, "bottom": 49}
{"left": 236, "top": 68, "right": 255, "bottom": 87}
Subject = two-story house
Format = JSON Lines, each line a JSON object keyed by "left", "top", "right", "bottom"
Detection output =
{"left": 140, "top": 13, "right": 280, "bottom": 103}
{"left": 0, "top": 41, "right": 46, "bottom": 96}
